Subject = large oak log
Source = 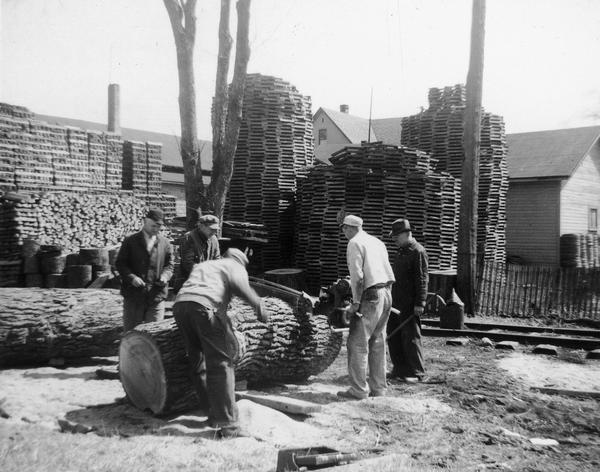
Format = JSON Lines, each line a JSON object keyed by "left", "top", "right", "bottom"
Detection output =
{"left": 119, "top": 282, "right": 343, "bottom": 415}
{"left": 0, "top": 288, "right": 123, "bottom": 367}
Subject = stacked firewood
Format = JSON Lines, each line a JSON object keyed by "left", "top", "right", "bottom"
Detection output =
{"left": 294, "top": 142, "right": 460, "bottom": 293}
{"left": 224, "top": 74, "right": 314, "bottom": 272}
{"left": 401, "top": 84, "right": 508, "bottom": 263}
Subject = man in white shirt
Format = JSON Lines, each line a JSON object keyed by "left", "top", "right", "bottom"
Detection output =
{"left": 338, "top": 214, "right": 395, "bottom": 399}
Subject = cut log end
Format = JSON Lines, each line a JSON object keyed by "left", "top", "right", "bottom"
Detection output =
{"left": 119, "top": 331, "right": 168, "bottom": 414}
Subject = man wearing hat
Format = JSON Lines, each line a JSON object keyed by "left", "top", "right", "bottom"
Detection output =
{"left": 338, "top": 214, "right": 395, "bottom": 400}
{"left": 387, "top": 218, "right": 429, "bottom": 381}
{"left": 173, "top": 247, "right": 269, "bottom": 438}
{"left": 116, "top": 208, "right": 174, "bottom": 331}
{"left": 178, "top": 213, "right": 221, "bottom": 286}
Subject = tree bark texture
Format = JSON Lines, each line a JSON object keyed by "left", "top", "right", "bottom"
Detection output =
{"left": 0, "top": 288, "right": 122, "bottom": 367}
{"left": 163, "top": 0, "right": 204, "bottom": 228}
{"left": 120, "top": 289, "right": 343, "bottom": 415}
{"left": 208, "top": 0, "right": 251, "bottom": 222}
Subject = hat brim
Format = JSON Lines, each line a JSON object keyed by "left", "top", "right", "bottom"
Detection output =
{"left": 389, "top": 229, "right": 410, "bottom": 237}
{"left": 207, "top": 224, "right": 219, "bottom": 230}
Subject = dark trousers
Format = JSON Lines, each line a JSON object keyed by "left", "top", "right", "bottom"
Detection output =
{"left": 173, "top": 301, "right": 238, "bottom": 432}
{"left": 386, "top": 305, "right": 425, "bottom": 378}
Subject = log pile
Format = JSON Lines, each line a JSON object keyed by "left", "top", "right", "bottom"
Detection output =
{"left": 0, "top": 288, "right": 123, "bottom": 367}
{"left": 120, "top": 279, "right": 342, "bottom": 415}
{"left": 401, "top": 84, "right": 508, "bottom": 263}
{"left": 224, "top": 74, "right": 314, "bottom": 272}
{"left": 294, "top": 142, "right": 460, "bottom": 293}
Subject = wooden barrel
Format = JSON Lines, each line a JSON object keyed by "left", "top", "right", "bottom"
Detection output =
{"left": 66, "top": 253, "right": 81, "bottom": 266}
{"left": 45, "top": 273, "right": 67, "bottom": 288}
{"left": 22, "top": 239, "right": 41, "bottom": 258}
{"left": 67, "top": 265, "right": 92, "bottom": 288}
{"left": 25, "top": 274, "right": 44, "bottom": 287}
{"left": 92, "top": 264, "right": 112, "bottom": 279}
{"left": 264, "top": 268, "right": 307, "bottom": 291}
{"left": 108, "top": 247, "right": 120, "bottom": 268}
{"left": 40, "top": 255, "right": 67, "bottom": 275}
{"left": 23, "top": 255, "right": 40, "bottom": 275}
{"left": 79, "top": 248, "right": 109, "bottom": 266}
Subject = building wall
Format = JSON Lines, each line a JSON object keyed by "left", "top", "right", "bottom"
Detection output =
{"left": 506, "top": 180, "right": 561, "bottom": 265}
{"left": 560, "top": 151, "right": 600, "bottom": 234}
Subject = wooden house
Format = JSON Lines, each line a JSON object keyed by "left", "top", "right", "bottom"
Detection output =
{"left": 506, "top": 125, "right": 600, "bottom": 265}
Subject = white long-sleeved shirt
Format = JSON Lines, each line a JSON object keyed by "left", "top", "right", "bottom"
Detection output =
{"left": 346, "top": 229, "right": 395, "bottom": 302}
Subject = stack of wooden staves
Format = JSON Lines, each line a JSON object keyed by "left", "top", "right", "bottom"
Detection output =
{"left": 294, "top": 142, "right": 460, "bottom": 293}
{"left": 224, "top": 74, "right": 313, "bottom": 272}
{"left": 560, "top": 233, "right": 600, "bottom": 268}
{"left": 401, "top": 84, "right": 508, "bottom": 264}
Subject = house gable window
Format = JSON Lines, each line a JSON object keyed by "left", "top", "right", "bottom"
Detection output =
{"left": 318, "top": 128, "right": 327, "bottom": 145}
{"left": 589, "top": 208, "right": 598, "bottom": 232}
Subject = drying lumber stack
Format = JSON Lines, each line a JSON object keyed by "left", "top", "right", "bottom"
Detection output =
{"left": 87, "top": 130, "right": 107, "bottom": 189}
{"left": 401, "top": 84, "right": 508, "bottom": 263}
{"left": 66, "top": 126, "right": 91, "bottom": 190}
{"left": 122, "top": 140, "right": 147, "bottom": 193}
{"left": 295, "top": 142, "right": 460, "bottom": 293}
{"left": 146, "top": 142, "right": 163, "bottom": 195}
{"left": 224, "top": 74, "right": 314, "bottom": 272}
{"left": 560, "top": 233, "right": 600, "bottom": 268}
{"left": 105, "top": 133, "right": 123, "bottom": 191}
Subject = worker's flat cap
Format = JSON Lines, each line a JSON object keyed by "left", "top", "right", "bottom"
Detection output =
{"left": 389, "top": 218, "right": 411, "bottom": 236}
{"left": 224, "top": 247, "right": 249, "bottom": 266}
{"left": 340, "top": 215, "right": 363, "bottom": 227}
{"left": 198, "top": 214, "right": 220, "bottom": 229}
{"left": 146, "top": 208, "right": 164, "bottom": 224}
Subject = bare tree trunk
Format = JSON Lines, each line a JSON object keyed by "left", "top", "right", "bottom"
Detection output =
{"left": 208, "top": 0, "right": 251, "bottom": 222}
{"left": 164, "top": 0, "right": 204, "bottom": 229}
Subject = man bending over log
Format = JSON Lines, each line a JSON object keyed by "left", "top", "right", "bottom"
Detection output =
{"left": 173, "top": 248, "right": 269, "bottom": 438}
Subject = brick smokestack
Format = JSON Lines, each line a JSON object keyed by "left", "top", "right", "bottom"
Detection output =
{"left": 339, "top": 104, "right": 349, "bottom": 114}
{"left": 108, "top": 83, "right": 121, "bottom": 133}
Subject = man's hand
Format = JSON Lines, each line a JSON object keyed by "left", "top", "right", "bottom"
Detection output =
{"left": 256, "top": 299, "right": 270, "bottom": 323}
{"left": 414, "top": 306, "right": 424, "bottom": 317}
{"left": 131, "top": 276, "right": 146, "bottom": 288}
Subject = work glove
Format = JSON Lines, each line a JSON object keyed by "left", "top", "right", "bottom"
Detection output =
{"left": 413, "top": 306, "right": 424, "bottom": 317}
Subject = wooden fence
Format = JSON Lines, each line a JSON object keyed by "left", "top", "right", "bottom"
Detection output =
{"left": 476, "top": 261, "right": 600, "bottom": 320}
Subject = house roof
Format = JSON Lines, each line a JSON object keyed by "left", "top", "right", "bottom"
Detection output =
{"left": 507, "top": 125, "right": 600, "bottom": 179}
{"left": 315, "top": 142, "right": 346, "bottom": 165}
{"left": 371, "top": 117, "right": 403, "bottom": 146}
{"left": 316, "top": 107, "right": 375, "bottom": 143}
{"left": 35, "top": 114, "right": 212, "bottom": 170}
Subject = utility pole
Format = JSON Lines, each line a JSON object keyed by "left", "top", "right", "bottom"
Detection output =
{"left": 457, "top": 0, "right": 486, "bottom": 315}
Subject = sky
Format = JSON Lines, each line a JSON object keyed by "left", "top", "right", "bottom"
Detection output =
{"left": 1, "top": 0, "right": 600, "bottom": 140}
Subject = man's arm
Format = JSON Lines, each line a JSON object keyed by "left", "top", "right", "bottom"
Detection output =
{"left": 179, "top": 233, "right": 196, "bottom": 280}
{"left": 115, "top": 237, "right": 135, "bottom": 282}
{"left": 208, "top": 236, "right": 221, "bottom": 260}
{"left": 414, "top": 248, "right": 429, "bottom": 308}
{"left": 229, "top": 267, "right": 268, "bottom": 322}
{"left": 159, "top": 240, "right": 174, "bottom": 283}
{"left": 347, "top": 240, "right": 365, "bottom": 304}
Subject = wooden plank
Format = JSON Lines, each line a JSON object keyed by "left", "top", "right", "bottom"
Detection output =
{"left": 235, "top": 391, "right": 322, "bottom": 415}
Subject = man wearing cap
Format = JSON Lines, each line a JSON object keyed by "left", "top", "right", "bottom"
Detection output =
{"left": 177, "top": 213, "right": 221, "bottom": 287}
{"left": 116, "top": 208, "right": 174, "bottom": 331}
{"left": 338, "top": 214, "right": 395, "bottom": 400}
{"left": 387, "top": 218, "right": 429, "bottom": 382}
{"left": 173, "top": 248, "right": 268, "bottom": 438}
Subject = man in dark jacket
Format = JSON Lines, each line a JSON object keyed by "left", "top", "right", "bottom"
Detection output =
{"left": 116, "top": 208, "right": 174, "bottom": 331}
{"left": 178, "top": 214, "right": 221, "bottom": 283}
{"left": 387, "top": 218, "right": 429, "bottom": 381}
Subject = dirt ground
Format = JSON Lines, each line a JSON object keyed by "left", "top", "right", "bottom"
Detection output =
{"left": 1, "top": 334, "right": 600, "bottom": 471}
